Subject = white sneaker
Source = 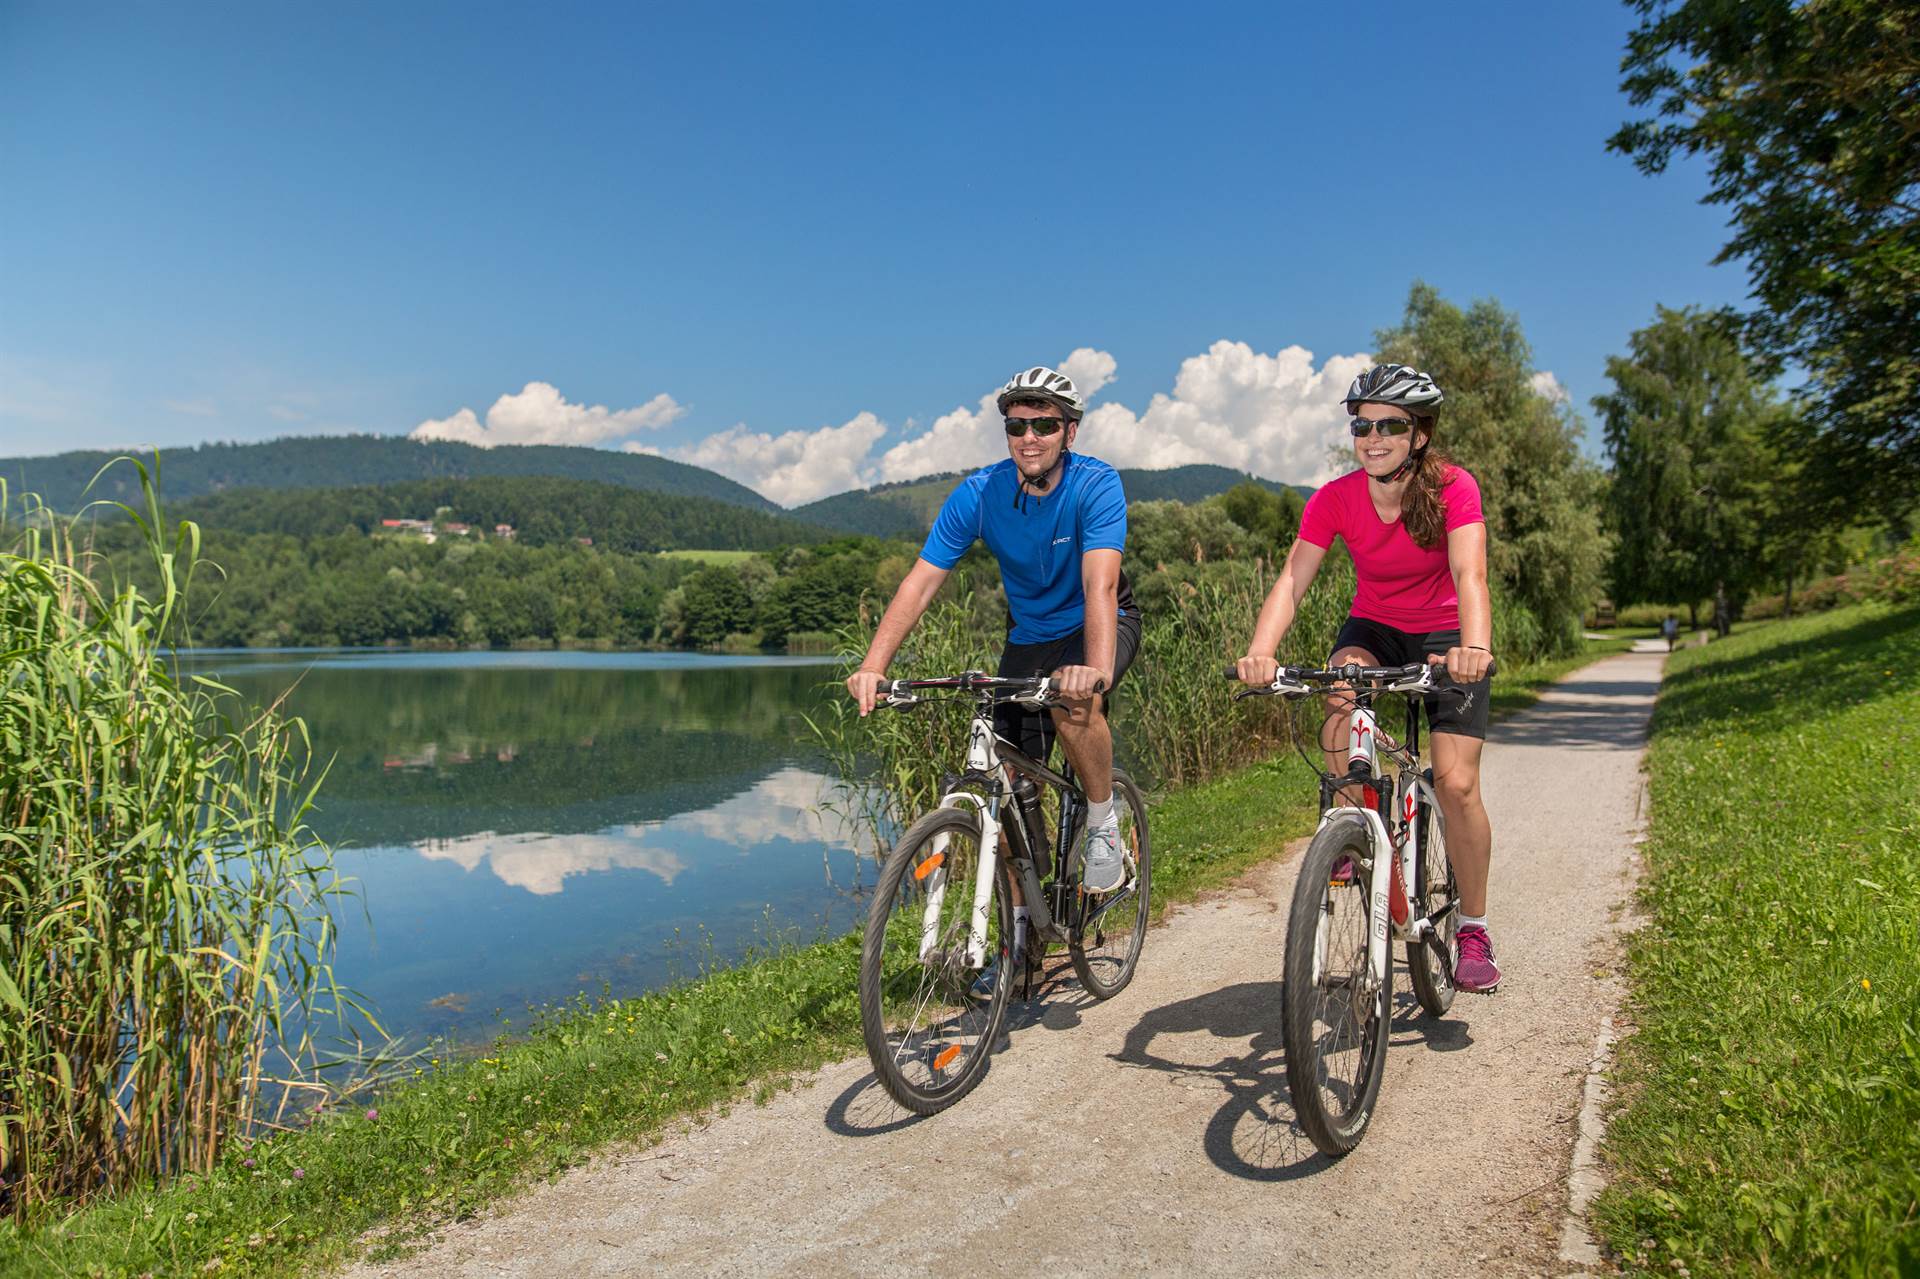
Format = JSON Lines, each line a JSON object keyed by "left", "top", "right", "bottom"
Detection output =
{"left": 1079, "top": 820, "right": 1125, "bottom": 893}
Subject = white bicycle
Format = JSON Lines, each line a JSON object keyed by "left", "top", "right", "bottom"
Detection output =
{"left": 1229, "top": 657, "right": 1489, "bottom": 1155}
{"left": 856, "top": 672, "right": 1150, "bottom": 1115}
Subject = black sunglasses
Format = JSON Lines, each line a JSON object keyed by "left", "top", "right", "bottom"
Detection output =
{"left": 1004, "top": 416, "right": 1067, "bottom": 438}
{"left": 1348, "top": 416, "right": 1415, "bottom": 438}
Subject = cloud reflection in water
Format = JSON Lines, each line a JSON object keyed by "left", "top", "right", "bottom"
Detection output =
{"left": 412, "top": 767, "right": 856, "bottom": 895}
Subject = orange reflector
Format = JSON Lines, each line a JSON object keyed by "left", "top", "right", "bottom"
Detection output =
{"left": 913, "top": 852, "right": 945, "bottom": 881}
{"left": 933, "top": 1044, "right": 961, "bottom": 1070}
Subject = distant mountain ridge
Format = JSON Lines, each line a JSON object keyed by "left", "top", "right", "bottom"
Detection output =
{"left": 0, "top": 435, "right": 779, "bottom": 514}
{"left": 792, "top": 464, "right": 1310, "bottom": 537}
{"left": 171, "top": 476, "right": 834, "bottom": 553}
{"left": 2, "top": 435, "right": 1314, "bottom": 544}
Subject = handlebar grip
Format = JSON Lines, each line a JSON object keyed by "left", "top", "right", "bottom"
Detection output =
{"left": 1094, "top": 678, "right": 1108, "bottom": 694}
{"left": 874, "top": 679, "right": 895, "bottom": 696}
{"left": 1221, "top": 664, "right": 1240, "bottom": 680}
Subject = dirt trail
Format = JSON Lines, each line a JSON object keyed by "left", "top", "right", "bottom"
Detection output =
{"left": 346, "top": 650, "right": 1662, "bottom": 1278}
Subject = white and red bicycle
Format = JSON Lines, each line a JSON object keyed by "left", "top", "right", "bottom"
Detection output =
{"left": 1228, "top": 657, "right": 1489, "bottom": 1156}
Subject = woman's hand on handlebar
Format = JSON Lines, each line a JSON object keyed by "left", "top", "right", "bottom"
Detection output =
{"left": 846, "top": 669, "right": 886, "bottom": 717}
{"left": 1234, "top": 654, "right": 1280, "bottom": 688}
{"left": 1431, "top": 646, "right": 1494, "bottom": 684}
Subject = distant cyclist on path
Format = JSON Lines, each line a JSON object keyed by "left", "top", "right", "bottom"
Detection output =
{"left": 1232, "top": 363, "right": 1502, "bottom": 992}
{"left": 847, "top": 366, "right": 1143, "bottom": 924}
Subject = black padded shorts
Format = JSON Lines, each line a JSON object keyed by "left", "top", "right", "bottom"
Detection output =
{"left": 1331, "top": 615, "right": 1490, "bottom": 740}
{"left": 993, "top": 612, "right": 1143, "bottom": 765}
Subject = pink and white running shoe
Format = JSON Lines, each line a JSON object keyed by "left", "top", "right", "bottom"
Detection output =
{"left": 1455, "top": 924, "right": 1502, "bottom": 993}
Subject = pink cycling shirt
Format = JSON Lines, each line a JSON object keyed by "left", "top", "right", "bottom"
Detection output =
{"left": 1296, "top": 466, "right": 1485, "bottom": 632}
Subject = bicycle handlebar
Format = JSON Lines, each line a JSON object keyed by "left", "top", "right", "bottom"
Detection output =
{"left": 1219, "top": 657, "right": 1497, "bottom": 696}
{"left": 876, "top": 672, "right": 1106, "bottom": 705}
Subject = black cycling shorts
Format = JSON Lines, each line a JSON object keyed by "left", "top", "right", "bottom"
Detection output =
{"left": 1331, "top": 615, "right": 1490, "bottom": 741}
{"left": 993, "top": 612, "right": 1143, "bottom": 765}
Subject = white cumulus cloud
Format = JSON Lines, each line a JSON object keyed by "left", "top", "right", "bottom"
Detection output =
{"left": 658, "top": 411, "right": 889, "bottom": 506}
{"left": 875, "top": 346, "right": 1122, "bottom": 485}
{"left": 410, "top": 381, "right": 685, "bottom": 448}
{"left": 1075, "top": 341, "right": 1371, "bottom": 485}
{"left": 1529, "top": 370, "right": 1569, "bottom": 403}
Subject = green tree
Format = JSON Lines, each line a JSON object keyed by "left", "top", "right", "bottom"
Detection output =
{"left": 1594, "top": 306, "right": 1784, "bottom": 634}
{"left": 678, "top": 566, "right": 754, "bottom": 647}
{"left": 1126, "top": 500, "right": 1253, "bottom": 568}
{"left": 1611, "top": 0, "right": 1920, "bottom": 513}
{"left": 1373, "top": 283, "right": 1607, "bottom": 653}
{"left": 1216, "top": 482, "right": 1304, "bottom": 557}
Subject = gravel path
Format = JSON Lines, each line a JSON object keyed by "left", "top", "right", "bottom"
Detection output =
{"left": 345, "top": 649, "right": 1662, "bottom": 1278}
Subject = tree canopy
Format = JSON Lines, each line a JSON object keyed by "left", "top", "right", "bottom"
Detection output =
{"left": 1374, "top": 283, "right": 1607, "bottom": 653}
{"left": 1611, "top": 0, "right": 1920, "bottom": 514}
{"left": 1594, "top": 306, "right": 1789, "bottom": 625}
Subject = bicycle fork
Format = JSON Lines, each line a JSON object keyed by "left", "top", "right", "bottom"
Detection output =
{"left": 920, "top": 716, "right": 1007, "bottom": 970}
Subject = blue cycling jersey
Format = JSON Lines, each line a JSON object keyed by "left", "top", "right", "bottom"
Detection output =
{"left": 919, "top": 452, "right": 1133, "bottom": 644}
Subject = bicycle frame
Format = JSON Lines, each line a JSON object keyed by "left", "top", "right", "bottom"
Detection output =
{"left": 882, "top": 671, "right": 1133, "bottom": 973}
{"left": 1317, "top": 691, "right": 1447, "bottom": 993}
{"left": 920, "top": 709, "right": 1008, "bottom": 968}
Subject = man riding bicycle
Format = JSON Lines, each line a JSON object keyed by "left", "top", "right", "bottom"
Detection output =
{"left": 847, "top": 365, "right": 1143, "bottom": 927}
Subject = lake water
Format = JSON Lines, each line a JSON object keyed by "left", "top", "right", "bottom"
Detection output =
{"left": 176, "top": 650, "right": 871, "bottom": 1048}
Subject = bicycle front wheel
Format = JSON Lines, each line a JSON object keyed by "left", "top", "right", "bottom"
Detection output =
{"left": 858, "top": 806, "right": 1012, "bottom": 1115}
{"left": 1068, "top": 770, "right": 1151, "bottom": 999}
{"left": 1407, "top": 776, "right": 1458, "bottom": 1017}
{"left": 1282, "top": 816, "right": 1391, "bottom": 1157}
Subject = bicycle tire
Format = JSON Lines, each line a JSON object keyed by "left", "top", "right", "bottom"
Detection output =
{"left": 1406, "top": 776, "right": 1458, "bottom": 1017}
{"left": 1282, "top": 815, "right": 1391, "bottom": 1157}
{"left": 857, "top": 806, "right": 1013, "bottom": 1114}
{"left": 1068, "top": 770, "right": 1151, "bottom": 999}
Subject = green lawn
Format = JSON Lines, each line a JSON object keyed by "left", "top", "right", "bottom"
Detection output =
{"left": 656, "top": 549, "right": 763, "bottom": 565}
{"left": 1594, "top": 602, "right": 1920, "bottom": 1275}
{"left": 0, "top": 642, "right": 1635, "bottom": 1277}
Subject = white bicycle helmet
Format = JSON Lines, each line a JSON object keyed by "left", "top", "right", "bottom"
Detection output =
{"left": 995, "top": 366, "right": 1085, "bottom": 420}
{"left": 1343, "top": 363, "right": 1445, "bottom": 416}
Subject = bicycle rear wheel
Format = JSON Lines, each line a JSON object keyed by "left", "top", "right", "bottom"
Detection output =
{"left": 1407, "top": 774, "right": 1458, "bottom": 1017}
{"left": 858, "top": 806, "right": 1012, "bottom": 1115}
{"left": 1068, "top": 770, "right": 1151, "bottom": 999}
{"left": 1282, "top": 816, "right": 1391, "bottom": 1157}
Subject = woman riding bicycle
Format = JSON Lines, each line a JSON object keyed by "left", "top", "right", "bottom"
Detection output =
{"left": 1233, "top": 363, "right": 1501, "bottom": 992}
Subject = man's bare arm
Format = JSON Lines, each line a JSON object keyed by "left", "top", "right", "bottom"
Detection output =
{"left": 847, "top": 557, "right": 951, "bottom": 715}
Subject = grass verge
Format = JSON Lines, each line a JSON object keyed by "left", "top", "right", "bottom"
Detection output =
{"left": 1, "top": 643, "right": 1628, "bottom": 1276}
{"left": 1593, "top": 602, "right": 1920, "bottom": 1276}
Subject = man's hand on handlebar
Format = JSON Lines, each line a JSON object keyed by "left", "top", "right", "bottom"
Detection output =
{"left": 1050, "top": 664, "right": 1111, "bottom": 702}
{"left": 846, "top": 669, "right": 886, "bottom": 717}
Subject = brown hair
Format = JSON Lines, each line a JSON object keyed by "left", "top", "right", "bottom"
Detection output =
{"left": 1399, "top": 416, "right": 1453, "bottom": 549}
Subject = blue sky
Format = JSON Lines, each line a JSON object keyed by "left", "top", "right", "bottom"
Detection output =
{"left": 0, "top": 2, "right": 1745, "bottom": 502}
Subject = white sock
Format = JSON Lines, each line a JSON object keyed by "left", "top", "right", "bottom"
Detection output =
{"left": 1459, "top": 913, "right": 1487, "bottom": 932}
{"left": 1011, "top": 906, "right": 1030, "bottom": 955}
{"left": 1086, "top": 797, "right": 1116, "bottom": 828}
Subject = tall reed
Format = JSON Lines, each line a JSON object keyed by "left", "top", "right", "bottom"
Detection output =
{"left": 1124, "top": 556, "right": 1355, "bottom": 786}
{"left": 0, "top": 462, "right": 343, "bottom": 1215}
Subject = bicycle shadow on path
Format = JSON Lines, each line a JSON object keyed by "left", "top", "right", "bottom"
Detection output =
{"left": 1110, "top": 974, "right": 1477, "bottom": 1183}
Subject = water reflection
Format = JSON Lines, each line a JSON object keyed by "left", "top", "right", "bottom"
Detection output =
{"left": 411, "top": 766, "right": 861, "bottom": 896}
{"left": 176, "top": 650, "right": 870, "bottom": 1044}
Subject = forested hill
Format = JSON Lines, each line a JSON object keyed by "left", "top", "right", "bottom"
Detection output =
{"left": 0, "top": 435, "right": 779, "bottom": 514}
{"left": 793, "top": 464, "right": 1311, "bottom": 537}
{"left": 172, "top": 476, "right": 834, "bottom": 553}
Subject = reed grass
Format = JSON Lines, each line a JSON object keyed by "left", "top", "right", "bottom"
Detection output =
{"left": 0, "top": 461, "right": 345, "bottom": 1217}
